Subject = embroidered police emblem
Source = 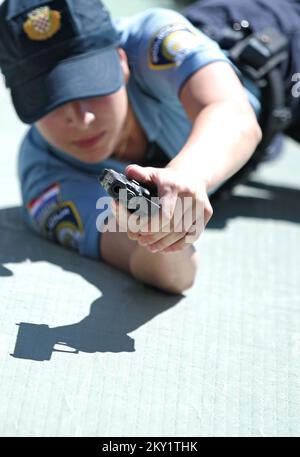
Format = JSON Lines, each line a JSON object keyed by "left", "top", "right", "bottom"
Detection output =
{"left": 44, "top": 201, "right": 84, "bottom": 250}
{"left": 23, "top": 6, "right": 61, "bottom": 41}
{"left": 148, "top": 23, "right": 203, "bottom": 70}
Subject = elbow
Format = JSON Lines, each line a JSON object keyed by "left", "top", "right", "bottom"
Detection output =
{"left": 130, "top": 245, "right": 199, "bottom": 295}
{"left": 228, "top": 99, "right": 262, "bottom": 149}
{"left": 252, "top": 118, "right": 263, "bottom": 147}
{"left": 247, "top": 103, "right": 263, "bottom": 147}
{"left": 239, "top": 107, "right": 263, "bottom": 153}
{"left": 157, "top": 251, "right": 199, "bottom": 294}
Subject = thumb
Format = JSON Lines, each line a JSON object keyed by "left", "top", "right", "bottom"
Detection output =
{"left": 125, "top": 164, "right": 157, "bottom": 187}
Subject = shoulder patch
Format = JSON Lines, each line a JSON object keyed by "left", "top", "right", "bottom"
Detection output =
{"left": 44, "top": 201, "right": 84, "bottom": 250}
{"left": 148, "top": 23, "right": 203, "bottom": 70}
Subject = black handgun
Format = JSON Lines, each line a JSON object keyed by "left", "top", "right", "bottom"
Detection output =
{"left": 99, "top": 168, "right": 161, "bottom": 217}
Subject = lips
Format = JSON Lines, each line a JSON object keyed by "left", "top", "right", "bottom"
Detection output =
{"left": 73, "top": 132, "right": 105, "bottom": 149}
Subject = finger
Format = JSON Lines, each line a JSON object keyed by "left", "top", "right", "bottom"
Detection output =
{"left": 110, "top": 199, "right": 117, "bottom": 215}
{"left": 114, "top": 201, "right": 149, "bottom": 241}
{"left": 179, "top": 196, "right": 208, "bottom": 243}
{"left": 145, "top": 194, "right": 207, "bottom": 249}
{"left": 113, "top": 200, "right": 131, "bottom": 232}
{"left": 127, "top": 230, "right": 140, "bottom": 241}
{"left": 163, "top": 236, "right": 192, "bottom": 253}
{"left": 137, "top": 179, "right": 179, "bottom": 235}
{"left": 146, "top": 209, "right": 204, "bottom": 252}
{"left": 137, "top": 201, "right": 171, "bottom": 236}
{"left": 203, "top": 196, "right": 214, "bottom": 227}
{"left": 138, "top": 192, "right": 185, "bottom": 241}
{"left": 184, "top": 217, "right": 204, "bottom": 244}
{"left": 139, "top": 195, "right": 196, "bottom": 247}
{"left": 125, "top": 164, "right": 157, "bottom": 187}
{"left": 145, "top": 221, "right": 195, "bottom": 252}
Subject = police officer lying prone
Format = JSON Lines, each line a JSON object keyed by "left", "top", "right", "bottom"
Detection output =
{"left": 0, "top": 0, "right": 262, "bottom": 294}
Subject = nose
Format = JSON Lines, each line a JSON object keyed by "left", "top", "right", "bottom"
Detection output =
{"left": 64, "top": 100, "right": 96, "bottom": 129}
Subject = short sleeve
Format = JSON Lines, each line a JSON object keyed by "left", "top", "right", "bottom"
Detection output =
{"left": 18, "top": 128, "right": 127, "bottom": 260}
{"left": 23, "top": 173, "right": 110, "bottom": 260}
{"left": 120, "top": 8, "right": 232, "bottom": 96}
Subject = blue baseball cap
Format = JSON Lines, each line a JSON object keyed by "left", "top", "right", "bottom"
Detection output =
{"left": 0, "top": 0, "right": 123, "bottom": 124}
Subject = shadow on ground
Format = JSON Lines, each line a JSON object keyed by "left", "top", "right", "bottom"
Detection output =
{"left": 0, "top": 207, "right": 182, "bottom": 361}
{"left": 209, "top": 180, "right": 300, "bottom": 229}
{"left": 1, "top": 179, "right": 299, "bottom": 362}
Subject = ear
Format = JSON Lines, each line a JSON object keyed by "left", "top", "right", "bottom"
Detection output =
{"left": 117, "top": 47, "right": 130, "bottom": 84}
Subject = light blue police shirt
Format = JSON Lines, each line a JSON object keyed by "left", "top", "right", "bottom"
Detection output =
{"left": 18, "top": 8, "right": 261, "bottom": 259}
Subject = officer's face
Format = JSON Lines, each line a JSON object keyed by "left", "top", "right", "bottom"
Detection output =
{"left": 35, "top": 50, "right": 130, "bottom": 163}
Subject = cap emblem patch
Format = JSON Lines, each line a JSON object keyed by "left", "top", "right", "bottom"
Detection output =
{"left": 23, "top": 6, "right": 61, "bottom": 41}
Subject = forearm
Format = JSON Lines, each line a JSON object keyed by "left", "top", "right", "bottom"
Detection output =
{"left": 102, "top": 213, "right": 198, "bottom": 294}
{"left": 129, "top": 244, "right": 198, "bottom": 294}
{"left": 167, "top": 101, "right": 262, "bottom": 192}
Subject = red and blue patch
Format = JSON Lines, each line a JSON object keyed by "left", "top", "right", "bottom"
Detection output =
{"left": 27, "top": 183, "right": 61, "bottom": 228}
